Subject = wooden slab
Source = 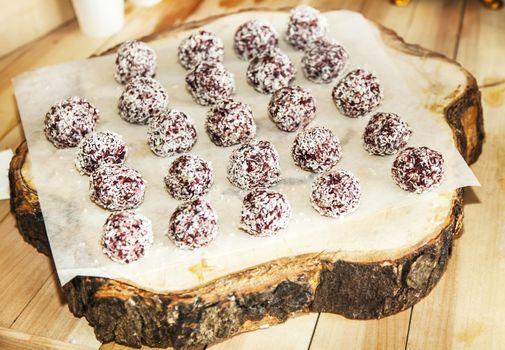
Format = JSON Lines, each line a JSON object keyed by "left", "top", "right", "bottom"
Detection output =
{"left": 8, "top": 8, "right": 483, "bottom": 350}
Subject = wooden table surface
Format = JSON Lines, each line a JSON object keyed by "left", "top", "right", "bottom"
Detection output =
{"left": 0, "top": 1, "right": 504, "bottom": 349}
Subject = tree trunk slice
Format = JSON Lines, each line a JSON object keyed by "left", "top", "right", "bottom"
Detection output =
{"left": 9, "top": 9, "right": 483, "bottom": 350}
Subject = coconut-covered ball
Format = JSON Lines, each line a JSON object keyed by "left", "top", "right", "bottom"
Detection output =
{"left": 285, "top": 5, "right": 327, "bottom": 51}
{"left": 268, "top": 86, "right": 316, "bottom": 132}
{"left": 164, "top": 155, "right": 214, "bottom": 201}
{"left": 101, "top": 211, "right": 153, "bottom": 264}
{"left": 75, "top": 131, "right": 128, "bottom": 176}
{"left": 246, "top": 48, "right": 296, "bottom": 94}
{"left": 206, "top": 99, "right": 256, "bottom": 147}
{"left": 332, "top": 69, "right": 384, "bottom": 118}
{"left": 391, "top": 146, "right": 445, "bottom": 193}
{"left": 185, "top": 62, "right": 235, "bottom": 106}
{"left": 147, "top": 109, "right": 197, "bottom": 157}
{"left": 234, "top": 20, "right": 279, "bottom": 61}
{"left": 302, "top": 40, "right": 349, "bottom": 84}
{"left": 168, "top": 198, "right": 218, "bottom": 250}
{"left": 90, "top": 165, "right": 145, "bottom": 211}
{"left": 114, "top": 40, "right": 157, "bottom": 84}
{"left": 44, "top": 96, "right": 99, "bottom": 149}
{"left": 177, "top": 30, "right": 224, "bottom": 70}
{"left": 363, "top": 112, "right": 412, "bottom": 156}
{"left": 310, "top": 169, "right": 361, "bottom": 218}
{"left": 118, "top": 77, "right": 169, "bottom": 125}
{"left": 240, "top": 189, "right": 292, "bottom": 237}
{"left": 292, "top": 126, "right": 342, "bottom": 173}
{"left": 227, "top": 139, "right": 281, "bottom": 190}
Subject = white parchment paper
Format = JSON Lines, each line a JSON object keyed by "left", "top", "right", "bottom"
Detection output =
{"left": 13, "top": 10, "right": 479, "bottom": 291}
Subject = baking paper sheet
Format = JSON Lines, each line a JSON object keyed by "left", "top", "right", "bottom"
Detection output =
{"left": 0, "top": 149, "right": 14, "bottom": 200}
{"left": 13, "top": 10, "right": 479, "bottom": 291}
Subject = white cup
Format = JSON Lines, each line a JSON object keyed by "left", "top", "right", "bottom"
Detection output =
{"left": 72, "top": 0, "right": 124, "bottom": 37}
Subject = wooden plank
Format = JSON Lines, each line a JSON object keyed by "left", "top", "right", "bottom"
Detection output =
{"left": 0, "top": 327, "right": 95, "bottom": 350}
{"left": 0, "top": 214, "right": 54, "bottom": 327}
{"left": 407, "top": 1, "right": 505, "bottom": 348}
{"left": 100, "top": 344, "right": 168, "bottom": 350}
{"left": 359, "top": 0, "right": 417, "bottom": 36}
{"left": 311, "top": 310, "right": 411, "bottom": 350}
{"left": 0, "top": 200, "right": 11, "bottom": 223}
{"left": 403, "top": 0, "right": 465, "bottom": 58}
{"left": 362, "top": 0, "right": 465, "bottom": 58}
{"left": 0, "top": 123, "right": 24, "bottom": 151}
{"left": 209, "top": 314, "right": 319, "bottom": 350}
{"left": 10, "top": 273, "right": 101, "bottom": 349}
{"left": 0, "top": 0, "right": 74, "bottom": 57}
{"left": 457, "top": 0, "right": 505, "bottom": 85}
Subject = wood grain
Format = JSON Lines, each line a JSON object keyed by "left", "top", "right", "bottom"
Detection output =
{"left": 0, "top": 0, "right": 74, "bottom": 57}
{"left": 8, "top": 8, "right": 482, "bottom": 350}
{"left": 0, "top": 213, "right": 54, "bottom": 327}
{"left": 10, "top": 273, "right": 100, "bottom": 348}
{"left": 209, "top": 314, "right": 319, "bottom": 350}
{"left": 457, "top": 0, "right": 505, "bottom": 85}
{"left": 0, "top": 327, "right": 95, "bottom": 350}
{"left": 406, "top": 1, "right": 505, "bottom": 348}
{"left": 310, "top": 309, "right": 410, "bottom": 350}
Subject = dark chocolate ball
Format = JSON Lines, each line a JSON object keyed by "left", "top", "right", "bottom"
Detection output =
{"left": 114, "top": 40, "right": 156, "bottom": 84}
{"left": 101, "top": 211, "right": 153, "bottom": 264}
{"left": 363, "top": 112, "right": 412, "bottom": 156}
{"left": 164, "top": 154, "right": 214, "bottom": 201}
{"left": 227, "top": 139, "right": 281, "bottom": 190}
{"left": 185, "top": 62, "right": 235, "bottom": 106}
{"left": 234, "top": 20, "right": 279, "bottom": 61}
{"left": 90, "top": 165, "right": 145, "bottom": 211}
{"left": 246, "top": 48, "right": 296, "bottom": 94}
{"left": 302, "top": 40, "right": 349, "bottom": 83}
{"left": 206, "top": 99, "right": 256, "bottom": 147}
{"left": 332, "top": 69, "right": 384, "bottom": 118}
{"left": 118, "top": 77, "right": 169, "bottom": 125}
{"left": 310, "top": 169, "right": 361, "bottom": 217}
{"left": 285, "top": 5, "right": 327, "bottom": 51}
{"left": 240, "top": 189, "right": 292, "bottom": 237}
{"left": 147, "top": 109, "right": 197, "bottom": 157}
{"left": 44, "top": 96, "right": 99, "bottom": 149}
{"left": 292, "top": 126, "right": 342, "bottom": 173}
{"left": 268, "top": 85, "right": 316, "bottom": 132}
{"left": 168, "top": 198, "right": 218, "bottom": 250}
{"left": 177, "top": 30, "right": 224, "bottom": 70}
{"left": 75, "top": 131, "right": 128, "bottom": 175}
{"left": 391, "top": 146, "right": 445, "bottom": 193}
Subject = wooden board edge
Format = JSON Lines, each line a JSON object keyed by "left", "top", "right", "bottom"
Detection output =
{"left": 59, "top": 189, "right": 462, "bottom": 349}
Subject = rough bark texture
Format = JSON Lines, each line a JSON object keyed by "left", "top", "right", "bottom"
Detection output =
{"left": 9, "top": 141, "right": 51, "bottom": 256}
{"left": 310, "top": 192, "right": 462, "bottom": 319}
{"left": 8, "top": 10, "right": 484, "bottom": 350}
